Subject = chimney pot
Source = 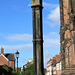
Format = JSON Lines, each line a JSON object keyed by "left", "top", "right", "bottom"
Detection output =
{"left": 1, "top": 46, "right": 4, "bottom": 54}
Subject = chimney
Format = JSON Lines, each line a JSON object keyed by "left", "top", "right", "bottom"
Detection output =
{"left": 50, "top": 58, "right": 52, "bottom": 61}
{"left": 1, "top": 46, "right": 4, "bottom": 54}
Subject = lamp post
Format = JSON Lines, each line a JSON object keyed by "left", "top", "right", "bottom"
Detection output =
{"left": 15, "top": 50, "right": 19, "bottom": 74}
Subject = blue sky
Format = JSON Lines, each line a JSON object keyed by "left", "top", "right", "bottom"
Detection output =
{"left": 0, "top": 0, "right": 60, "bottom": 68}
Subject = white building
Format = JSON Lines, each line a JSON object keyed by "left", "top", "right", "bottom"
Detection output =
{"left": 45, "top": 58, "right": 52, "bottom": 75}
{"left": 46, "top": 53, "right": 62, "bottom": 75}
{"left": 56, "top": 61, "right": 62, "bottom": 75}
{"left": 28, "top": 59, "right": 33, "bottom": 63}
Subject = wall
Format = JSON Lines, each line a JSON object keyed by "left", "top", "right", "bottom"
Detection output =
{"left": 0, "top": 54, "right": 15, "bottom": 70}
{"left": 0, "top": 55, "right": 8, "bottom": 65}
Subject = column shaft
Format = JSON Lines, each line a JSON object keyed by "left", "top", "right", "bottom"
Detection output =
{"left": 32, "top": 5, "right": 44, "bottom": 75}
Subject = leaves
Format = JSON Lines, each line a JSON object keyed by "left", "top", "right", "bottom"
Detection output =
{"left": 0, "top": 65, "right": 17, "bottom": 75}
{"left": 21, "top": 62, "right": 46, "bottom": 75}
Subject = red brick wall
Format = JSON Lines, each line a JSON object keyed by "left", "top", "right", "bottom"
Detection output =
{"left": 8, "top": 61, "right": 15, "bottom": 69}
{"left": 0, "top": 55, "right": 8, "bottom": 65}
{"left": 0, "top": 55, "right": 15, "bottom": 69}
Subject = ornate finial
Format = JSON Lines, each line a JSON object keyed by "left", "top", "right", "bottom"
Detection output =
{"left": 31, "top": 0, "right": 40, "bottom": 6}
{"left": 29, "top": 0, "right": 42, "bottom": 6}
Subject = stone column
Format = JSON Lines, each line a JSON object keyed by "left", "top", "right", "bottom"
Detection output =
{"left": 31, "top": 0, "right": 44, "bottom": 75}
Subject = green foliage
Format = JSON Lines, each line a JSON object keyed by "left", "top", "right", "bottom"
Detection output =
{"left": 0, "top": 65, "right": 17, "bottom": 75}
{"left": 17, "top": 67, "right": 21, "bottom": 75}
{"left": 21, "top": 63, "right": 33, "bottom": 75}
{"left": 44, "top": 68, "right": 47, "bottom": 75}
{"left": 0, "top": 64, "right": 46, "bottom": 75}
{"left": 21, "top": 63, "right": 46, "bottom": 75}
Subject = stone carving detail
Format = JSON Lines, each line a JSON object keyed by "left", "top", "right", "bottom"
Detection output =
{"left": 60, "top": 0, "right": 75, "bottom": 74}
{"left": 31, "top": 0, "right": 40, "bottom": 6}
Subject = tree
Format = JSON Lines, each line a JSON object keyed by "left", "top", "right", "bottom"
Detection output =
{"left": 0, "top": 65, "right": 17, "bottom": 75}
{"left": 44, "top": 68, "right": 47, "bottom": 75}
{"left": 21, "top": 63, "right": 46, "bottom": 75}
{"left": 21, "top": 62, "right": 33, "bottom": 75}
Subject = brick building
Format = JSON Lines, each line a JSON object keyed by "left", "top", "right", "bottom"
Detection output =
{"left": 46, "top": 53, "right": 62, "bottom": 75}
{"left": 55, "top": 53, "right": 62, "bottom": 75}
{"left": 59, "top": 0, "right": 75, "bottom": 74}
{"left": 0, "top": 47, "right": 15, "bottom": 69}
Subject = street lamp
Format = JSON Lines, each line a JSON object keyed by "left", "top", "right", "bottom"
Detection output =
{"left": 15, "top": 50, "right": 19, "bottom": 74}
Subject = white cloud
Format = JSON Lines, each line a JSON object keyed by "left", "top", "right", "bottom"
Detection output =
{"left": 44, "top": 39, "right": 59, "bottom": 48}
{"left": 0, "top": 32, "right": 60, "bottom": 68}
{"left": 2, "top": 32, "right": 60, "bottom": 51}
{"left": 44, "top": 51, "right": 54, "bottom": 68}
{"left": 6, "top": 34, "right": 32, "bottom": 41}
{"left": 44, "top": 32, "right": 59, "bottom": 39}
{"left": 44, "top": 32, "right": 60, "bottom": 47}
{"left": 0, "top": 44, "right": 33, "bottom": 51}
{"left": 45, "top": 6, "right": 60, "bottom": 27}
{"left": 48, "top": 6, "right": 60, "bottom": 22}
{"left": 43, "top": 2, "right": 58, "bottom": 9}
{"left": 43, "top": 32, "right": 60, "bottom": 68}
{"left": 0, "top": 44, "right": 33, "bottom": 67}
{"left": 2, "top": 32, "right": 60, "bottom": 52}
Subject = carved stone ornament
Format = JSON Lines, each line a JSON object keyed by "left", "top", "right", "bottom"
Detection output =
{"left": 31, "top": 0, "right": 40, "bottom": 6}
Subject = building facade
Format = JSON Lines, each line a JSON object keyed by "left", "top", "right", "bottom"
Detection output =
{"left": 46, "top": 58, "right": 52, "bottom": 75}
{"left": 28, "top": 59, "right": 33, "bottom": 64}
{"left": 0, "top": 47, "right": 15, "bottom": 69}
{"left": 46, "top": 53, "right": 62, "bottom": 75}
{"left": 59, "top": 0, "right": 75, "bottom": 74}
{"left": 55, "top": 53, "right": 62, "bottom": 75}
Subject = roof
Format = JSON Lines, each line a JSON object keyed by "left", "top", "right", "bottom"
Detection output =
{"left": 47, "top": 58, "right": 52, "bottom": 64}
{"left": 4, "top": 53, "right": 15, "bottom": 61}
{"left": 52, "top": 57, "right": 56, "bottom": 66}
{"left": 47, "top": 52, "right": 61, "bottom": 66}
{"left": 55, "top": 53, "right": 61, "bottom": 63}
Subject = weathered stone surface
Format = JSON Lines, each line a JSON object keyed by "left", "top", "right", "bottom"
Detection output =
{"left": 31, "top": 0, "right": 42, "bottom": 6}
{"left": 31, "top": 0, "right": 44, "bottom": 75}
{"left": 59, "top": 0, "right": 75, "bottom": 74}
